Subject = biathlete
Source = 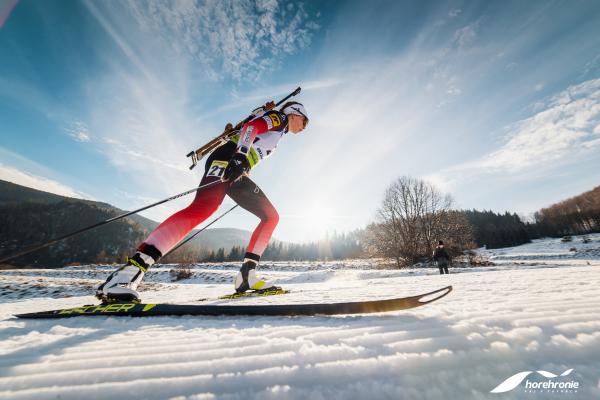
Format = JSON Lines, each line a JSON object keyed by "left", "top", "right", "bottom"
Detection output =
{"left": 97, "top": 102, "right": 309, "bottom": 302}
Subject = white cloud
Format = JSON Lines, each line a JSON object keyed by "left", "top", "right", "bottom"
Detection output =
{"left": 448, "top": 9, "right": 461, "bottom": 18}
{"left": 98, "top": 137, "right": 188, "bottom": 173}
{"left": 427, "top": 78, "right": 600, "bottom": 187}
{"left": 453, "top": 20, "right": 480, "bottom": 48}
{"left": 483, "top": 78, "right": 600, "bottom": 170}
{"left": 0, "top": 163, "right": 87, "bottom": 199}
{"left": 446, "top": 84, "right": 461, "bottom": 96}
{"left": 123, "top": 0, "right": 319, "bottom": 81}
{"left": 580, "top": 53, "right": 600, "bottom": 78}
{"left": 72, "top": 131, "right": 90, "bottom": 142}
{"left": 66, "top": 122, "right": 91, "bottom": 142}
{"left": 209, "top": 78, "right": 341, "bottom": 116}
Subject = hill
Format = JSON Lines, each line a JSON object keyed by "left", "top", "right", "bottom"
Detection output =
{"left": 0, "top": 180, "right": 252, "bottom": 267}
{"left": 530, "top": 184, "right": 600, "bottom": 238}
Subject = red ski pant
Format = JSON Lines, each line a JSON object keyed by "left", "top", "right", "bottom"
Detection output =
{"left": 141, "top": 174, "right": 279, "bottom": 259}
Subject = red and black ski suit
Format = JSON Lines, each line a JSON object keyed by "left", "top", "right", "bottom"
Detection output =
{"left": 139, "top": 109, "right": 289, "bottom": 262}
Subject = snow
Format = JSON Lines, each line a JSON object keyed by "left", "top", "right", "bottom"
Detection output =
{"left": 1, "top": 235, "right": 600, "bottom": 399}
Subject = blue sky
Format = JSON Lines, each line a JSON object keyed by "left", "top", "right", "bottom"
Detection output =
{"left": 1, "top": 0, "right": 600, "bottom": 243}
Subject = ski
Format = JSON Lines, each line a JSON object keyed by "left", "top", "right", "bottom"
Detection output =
{"left": 15, "top": 285, "right": 452, "bottom": 319}
{"left": 197, "top": 287, "right": 289, "bottom": 302}
{"left": 218, "top": 287, "right": 289, "bottom": 300}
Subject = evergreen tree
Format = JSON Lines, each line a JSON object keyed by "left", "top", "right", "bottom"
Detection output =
{"left": 462, "top": 209, "right": 530, "bottom": 249}
{"left": 215, "top": 248, "right": 225, "bottom": 262}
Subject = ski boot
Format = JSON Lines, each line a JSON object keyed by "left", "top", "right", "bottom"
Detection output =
{"left": 234, "top": 253, "right": 280, "bottom": 293}
{"left": 96, "top": 244, "right": 161, "bottom": 303}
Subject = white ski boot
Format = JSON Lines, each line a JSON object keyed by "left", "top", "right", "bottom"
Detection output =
{"left": 96, "top": 251, "right": 154, "bottom": 303}
{"left": 234, "top": 256, "right": 274, "bottom": 293}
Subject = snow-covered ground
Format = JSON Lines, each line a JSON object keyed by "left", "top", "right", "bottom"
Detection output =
{"left": 1, "top": 235, "right": 599, "bottom": 399}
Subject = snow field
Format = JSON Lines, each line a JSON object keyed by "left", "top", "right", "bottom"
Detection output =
{"left": 0, "top": 236, "right": 599, "bottom": 399}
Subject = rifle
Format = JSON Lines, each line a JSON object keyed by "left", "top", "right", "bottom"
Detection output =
{"left": 186, "top": 87, "right": 301, "bottom": 170}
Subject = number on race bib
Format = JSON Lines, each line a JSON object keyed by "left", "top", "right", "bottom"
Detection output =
{"left": 207, "top": 160, "right": 228, "bottom": 178}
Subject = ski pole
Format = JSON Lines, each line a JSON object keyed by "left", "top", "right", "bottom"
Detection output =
{"left": 186, "top": 86, "right": 301, "bottom": 170}
{"left": 163, "top": 204, "right": 239, "bottom": 258}
{"left": 0, "top": 180, "right": 222, "bottom": 263}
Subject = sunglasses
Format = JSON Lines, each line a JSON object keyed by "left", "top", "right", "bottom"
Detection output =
{"left": 290, "top": 108, "right": 309, "bottom": 128}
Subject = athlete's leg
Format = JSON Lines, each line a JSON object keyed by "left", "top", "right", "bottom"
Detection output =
{"left": 142, "top": 177, "right": 229, "bottom": 256}
{"left": 227, "top": 176, "right": 279, "bottom": 292}
{"left": 227, "top": 176, "right": 279, "bottom": 258}
{"left": 97, "top": 155, "right": 231, "bottom": 301}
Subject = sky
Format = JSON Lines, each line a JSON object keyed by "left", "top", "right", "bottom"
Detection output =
{"left": 1, "top": 0, "right": 600, "bottom": 243}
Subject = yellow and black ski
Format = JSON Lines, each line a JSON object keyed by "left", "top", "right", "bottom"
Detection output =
{"left": 195, "top": 287, "right": 289, "bottom": 302}
{"left": 15, "top": 286, "right": 452, "bottom": 319}
{"left": 217, "top": 287, "right": 289, "bottom": 300}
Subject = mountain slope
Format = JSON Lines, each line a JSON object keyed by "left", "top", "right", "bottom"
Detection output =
{"left": 0, "top": 180, "right": 253, "bottom": 267}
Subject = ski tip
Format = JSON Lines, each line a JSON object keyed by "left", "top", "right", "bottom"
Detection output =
{"left": 417, "top": 285, "right": 453, "bottom": 304}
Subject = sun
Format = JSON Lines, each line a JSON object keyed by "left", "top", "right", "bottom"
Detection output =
{"left": 304, "top": 205, "right": 333, "bottom": 237}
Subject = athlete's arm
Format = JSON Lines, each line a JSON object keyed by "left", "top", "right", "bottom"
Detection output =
{"left": 236, "top": 118, "right": 269, "bottom": 156}
{"left": 223, "top": 118, "right": 268, "bottom": 182}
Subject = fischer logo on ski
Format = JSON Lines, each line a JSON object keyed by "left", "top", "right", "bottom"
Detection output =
{"left": 57, "top": 303, "right": 156, "bottom": 315}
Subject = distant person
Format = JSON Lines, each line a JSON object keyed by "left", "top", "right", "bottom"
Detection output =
{"left": 96, "top": 101, "right": 309, "bottom": 302}
{"left": 433, "top": 240, "right": 450, "bottom": 274}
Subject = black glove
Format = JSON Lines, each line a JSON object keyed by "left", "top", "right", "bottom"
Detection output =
{"left": 223, "top": 153, "right": 250, "bottom": 182}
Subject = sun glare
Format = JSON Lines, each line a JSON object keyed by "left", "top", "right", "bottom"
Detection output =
{"left": 304, "top": 205, "right": 333, "bottom": 238}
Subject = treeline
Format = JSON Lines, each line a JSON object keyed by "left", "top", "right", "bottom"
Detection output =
{"left": 463, "top": 210, "right": 530, "bottom": 249}
{"left": 446, "top": 186, "right": 600, "bottom": 248}
{"left": 529, "top": 185, "right": 600, "bottom": 238}
{"left": 189, "top": 208, "right": 535, "bottom": 265}
{"left": 165, "top": 231, "right": 365, "bottom": 263}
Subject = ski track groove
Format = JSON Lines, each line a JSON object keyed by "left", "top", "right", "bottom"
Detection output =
{"left": 36, "top": 325, "right": 377, "bottom": 358}
{"left": 0, "top": 340, "right": 303, "bottom": 375}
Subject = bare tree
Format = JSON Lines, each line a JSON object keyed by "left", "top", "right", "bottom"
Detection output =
{"left": 365, "top": 176, "right": 473, "bottom": 267}
{"left": 534, "top": 185, "right": 600, "bottom": 237}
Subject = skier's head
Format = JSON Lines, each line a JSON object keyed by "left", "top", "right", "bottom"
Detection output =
{"left": 282, "top": 101, "right": 309, "bottom": 134}
{"left": 438, "top": 240, "right": 444, "bottom": 246}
